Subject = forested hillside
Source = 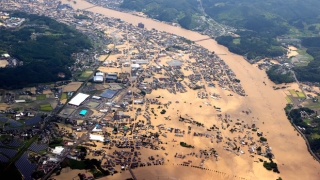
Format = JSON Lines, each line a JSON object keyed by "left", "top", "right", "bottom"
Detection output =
{"left": 0, "top": 12, "right": 91, "bottom": 89}
{"left": 293, "top": 37, "right": 320, "bottom": 83}
{"left": 202, "top": 0, "right": 320, "bottom": 34}
{"left": 120, "top": 0, "right": 200, "bottom": 29}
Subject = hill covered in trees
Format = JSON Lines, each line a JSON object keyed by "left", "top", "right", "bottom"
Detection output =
{"left": 202, "top": 0, "right": 320, "bottom": 35}
{"left": 0, "top": 12, "right": 91, "bottom": 89}
{"left": 293, "top": 37, "right": 320, "bottom": 83}
{"left": 120, "top": 0, "right": 200, "bottom": 29}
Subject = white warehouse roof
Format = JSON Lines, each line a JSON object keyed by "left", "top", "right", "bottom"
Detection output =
{"left": 131, "top": 64, "right": 140, "bottom": 68}
{"left": 52, "top": 146, "right": 64, "bottom": 155}
{"left": 93, "top": 76, "right": 104, "bottom": 82}
{"left": 89, "top": 134, "right": 105, "bottom": 142}
{"left": 96, "top": 72, "right": 104, "bottom": 76}
{"left": 68, "top": 93, "right": 90, "bottom": 106}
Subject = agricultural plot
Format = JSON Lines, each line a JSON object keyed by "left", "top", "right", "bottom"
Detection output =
{"left": 7, "top": 119, "right": 23, "bottom": 127}
{"left": 87, "top": 101, "right": 100, "bottom": 108}
{"left": 0, "top": 117, "right": 8, "bottom": 123}
{"left": 60, "top": 93, "right": 67, "bottom": 100}
{"left": 59, "top": 107, "right": 75, "bottom": 118}
{"left": 15, "top": 152, "right": 37, "bottom": 180}
{"left": 25, "top": 114, "right": 42, "bottom": 126}
{"left": 6, "top": 139, "right": 21, "bottom": 147}
{"left": 285, "top": 96, "right": 292, "bottom": 103}
{"left": 28, "top": 142, "right": 47, "bottom": 153}
{"left": 312, "top": 133, "right": 320, "bottom": 139}
{"left": 0, "top": 154, "right": 9, "bottom": 162}
{"left": 0, "top": 148, "right": 17, "bottom": 158}
{"left": 78, "top": 70, "right": 93, "bottom": 81}
{"left": 39, "top": 104, "right": 53, "bottom": 111}
{"left": 296, "top": 92, "right": 306, "bottom": 98}
{"left": 36, "top": 94, "right": 46, "bottom": 100}
{"left": 289, "top": 89, "right": 298, "bottom": 97}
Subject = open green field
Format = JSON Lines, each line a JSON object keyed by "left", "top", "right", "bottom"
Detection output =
{"left": 36, "top": 94, "right": 46, "bottom": 100}
{"left": 60, "top": 93, "right": 67, "bottom": 100}
{"left": 289, "top": 89, "right": 298, "bottom": 97}
{"left": 296, "top": 92, "right": 306, "bottom": 98}
{"left": 80, "top": 70, "right": 93, "bottom": 78}
{"left": 232, "top": 38, "right": 240, "bottom": 44}
{"left": 39, "top": 104, "right": 53, "bottom": 111}
{"left": 295, "top": 49, "right": 314, "bottom": 66}
{"left": 311, "top": 133, "right": 320, "bottom": 139}
{"left": 306, "top": 103, "right": 320, "bottom": 109}
{"left": 285, "top": 96, "right": 292, "bottom": 103}
{"left": 303, "top": 118, "right": 311, "bottom": 125}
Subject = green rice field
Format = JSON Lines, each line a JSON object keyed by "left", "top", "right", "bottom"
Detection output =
{"left": 289, "top": 89, "right": 298, "bottom": 97}
{"left": 80, "top": 70, "right": 93, "bottom": 78}
{"left": 60, "top": 93, "right": 67, "bottom": 100}
{"left": 296, "top": 92, "right": 306, "bottom": 98}
{"left": 285, "top": 96, "right": 292, "bottom": 103}
{"left": 40, "top": 104, "right": 53, "bottom": 111}
{"left": 36, "top": 94, "right": 46, "bottom": 100}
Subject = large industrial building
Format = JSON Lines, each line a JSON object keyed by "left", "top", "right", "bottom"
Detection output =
{"left": 93, "top": 72, "right": 104, "bottom": 82}
{"left": 93, "top": 75, "right": 104, "bottom": 82}
{"left": 68, "top": 93, "right": 90, "bottom": 106}
{"left": 100, "top": 89, "right": 118, "bottom": 99}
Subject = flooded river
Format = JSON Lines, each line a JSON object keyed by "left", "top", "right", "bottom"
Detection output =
{"left": 61, "top": 0, "right": 320, "bottom": 179}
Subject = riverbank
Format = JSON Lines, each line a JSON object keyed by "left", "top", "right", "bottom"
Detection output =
{"left": 61, "top": 0, "right": 320, "bottom": 179}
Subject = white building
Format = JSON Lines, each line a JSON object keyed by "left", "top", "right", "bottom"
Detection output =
{"left": 93, "top": 76, "right": 104, "bottom": 82}
{"left": 131, "top": 64, "right": 140, "bottom": 69}
{"left": 52, "top": 146, "right": 65, "bottom": 156}
{"left": 96, "top": 72, "right": 104, "bottom": 76}
{"left": 68, "top": 93, "right": 90, "bottom": 106}
{"left": 89, "top": 134, "right": 105, "bottom": 142}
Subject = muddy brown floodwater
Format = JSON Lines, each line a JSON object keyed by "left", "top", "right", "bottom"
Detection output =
{"left": 61, "top": 0, "right": 320, "bottom": 179}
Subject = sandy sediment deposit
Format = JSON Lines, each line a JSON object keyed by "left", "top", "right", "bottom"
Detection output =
{"left": 60, "top": 1, "right": 320, "bottom": 179}
{"left": 0, "top": 60, "right": 8, "bottom": 67}
{"left": 287, "top": 46, "right": 298, "bottom": 58}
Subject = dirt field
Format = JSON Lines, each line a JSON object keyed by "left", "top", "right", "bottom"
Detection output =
{"left": 0, "top": 103, "right": 8, "bottom": 110}
{"left": 61, "top": 82, "right": 83, "bottom": 92}
{"left": 0, "top": 60, "right": 8, "bottom": 67}
{"left": 287, "top": 46, "right": 298, "bottom": 58}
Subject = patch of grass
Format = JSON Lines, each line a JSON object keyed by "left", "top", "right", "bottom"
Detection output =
{"left": 296, "top": 92, "right": 306, "bottom": 98}
{"left": 296, "top": 49, "right": 314, "bottom": 65}
{"left": 311, "top": 133, "right": 320, "bottom": 139}
{"left": 304, "top": 118, "right": 311, "bottom": 125}
{"left": 80, "top": 70, "right": 93, "bottom": 78}
{"left": 305, "top": 103, "right": 320, "bottom": 109}
{"left": 36, "top": 94, "right": 46, "bottom": 100}
{"left": 289, "top": 89, "right": 298, "bottom": 97}
{"left": 232, "top": 38, "right": 240, "bottom": 44}
{"left": 285, "top": 96, "right": 292, "bottom": 103}
{"left": 60, "top": 93, "right": 67, "bottom": 100}
{"left": 39, "top": 104, "right": 53, "bottom": 111}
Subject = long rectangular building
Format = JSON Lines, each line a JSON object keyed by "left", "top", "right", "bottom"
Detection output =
{"left": 68, "top": 93, "right": 90, "bottom": 106}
